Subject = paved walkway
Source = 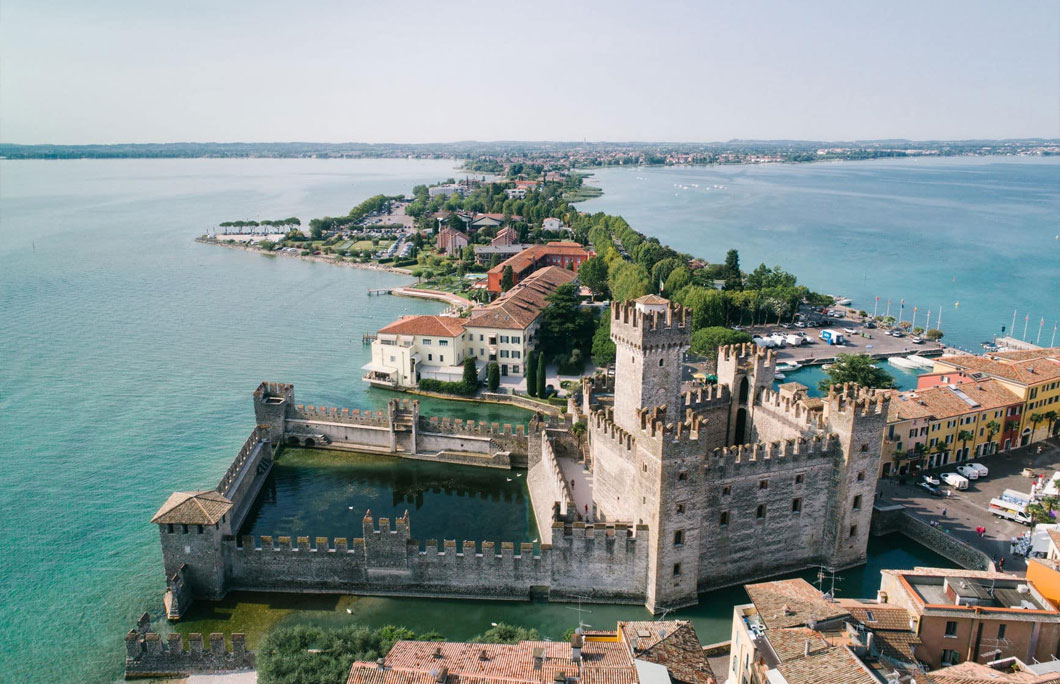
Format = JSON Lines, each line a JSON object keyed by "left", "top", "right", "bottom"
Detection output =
{"left": 557, "top": 455, "right": 595, "bottom": 522}
{"left": 878, "top": 437, "right": 1060, "bottom": 574}
{"left": 391, "top": 286, "right": 473, "bottom": 308}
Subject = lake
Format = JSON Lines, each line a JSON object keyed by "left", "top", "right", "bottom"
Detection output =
{"left": 0, "top": 156, "right": 1040, "bottom": 682}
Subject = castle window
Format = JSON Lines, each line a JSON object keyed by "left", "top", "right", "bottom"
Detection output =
{"left": 722, "top": 485, "right": 732, "bottom": 496}
{"left": 720, "top": 511, "right": 729, "bottom": 527}
{"left": 795, "top": 474, "right": 804, "bottom": 485}
{"left": 849, "top": 525, "right": 858, "bottom": 538}
{"left": 678, "top": 471, "right": 688, "bottom": 481}
{"left": 756, "top": 504, "right": 766, "bottom": 520}
{"left": 673, "top": 563, "right": 682, "bottom": 576}
{"left": 673, "top": 530, "right": 684, "bottom": 546}
{"left": 167, "top": 524, "right": 174, "bottom": 534}
{"left": 852, "top": 495, "right": 862, "bottom": 511}
{"left": 860, "top": 444, "right": 868, "bottom": 452}
{"left": 676, "top": 503, "right": 685, "bottom": 514}
{"left": 759, "top": 479, "right": 769, "bottom": 490}
{"left": 792, "top": 498, "right": 802, "bottom": 514}
{"left": 998, "top": 624, "right": 1006, "bottom": 640}
{"left": 857, "top": 471, "right": 866, "bottom": 482}
{"left": 182, "top": 524, "right": 188, "bottom": 534}
{"left": 659, "top": 358, "right": 664, "bottom": 367}
{"left": 196, "top": 525, "right": 204, "bottom": 534}
{"left": 643, "top": 464, "right": 648, "bottom": 473}
{"left": 945, "top": 621, "right": 958, "bottom": 637}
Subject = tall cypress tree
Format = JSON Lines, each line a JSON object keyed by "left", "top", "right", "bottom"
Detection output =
{"left": 536, "top": 352, "right": 547, "bottom": 398}
{"left": 526, "top": 353, "right": 538, "bottom": 397}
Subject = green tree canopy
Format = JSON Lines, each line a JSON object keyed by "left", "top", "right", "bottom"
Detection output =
{"left": 538, "top": 283, "right": 594, "bottom": 358}
{"left": 500, "top": 265, "right": 515, "bottom": 292}
{"left": 257, "top": 624, "right": 417, "bottom": 684}
{"left": 818, "top": 354, "right": 896, "bottom": 392}
{"left": 487, "top": 362, "right": 500, "bottom": 392}
{"left": 591, "top": 312, "right": 617, "bottom": 366}
{"left": 579, "top": 256, "right": 610, "bottom": 296}
{"left": 526, "top": 352, "right": 539, "bottom": 397}
{"left": 690, "top": 327, "right": 751, "bottom": 359}
{"left": 723, "top": 249, "right": 743, "bottom": 290}
{"left": 470, "top": 623, "right": 540, "bottom": 644}
{"left": 609, "top": 261, "right": 651, "bottom": 302}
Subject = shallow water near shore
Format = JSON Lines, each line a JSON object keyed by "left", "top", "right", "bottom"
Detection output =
{"left": 0, "top": 157, "right": 1041, "bottom": 682}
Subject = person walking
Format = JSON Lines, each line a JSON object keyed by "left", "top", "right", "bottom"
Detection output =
{"left": 999, "top": 556, "right": 1006, "bottom": 571}
{"left": 942, "top": 507, "right": 947, "bottom": 517}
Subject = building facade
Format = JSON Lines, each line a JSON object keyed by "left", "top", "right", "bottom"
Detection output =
{"left": 364, "top": 315, "right": 469, "bottom": 388}
{"left": 486, "top": 242, "right": 590, "bottom": 292}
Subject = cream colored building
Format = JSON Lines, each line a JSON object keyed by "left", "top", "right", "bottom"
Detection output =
{"left": 363, "top": 315, "right": 469, "bottom": 388}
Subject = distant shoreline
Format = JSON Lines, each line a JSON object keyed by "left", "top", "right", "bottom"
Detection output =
{"left": 195, "top": 236, "right": 414, "bottom": 276}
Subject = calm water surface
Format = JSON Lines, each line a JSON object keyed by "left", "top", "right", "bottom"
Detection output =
{"left": 0, "top": 157, "right": 1032, "bottom": 682}
{"left": 580, "top": 157, "right": 1060, "bottom": 351}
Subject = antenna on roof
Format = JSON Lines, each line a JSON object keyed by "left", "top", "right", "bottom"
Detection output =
{"left": 566, "top": 595, "right": 593, "bottom": 630}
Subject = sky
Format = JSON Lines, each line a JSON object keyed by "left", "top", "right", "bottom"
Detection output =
{"left": 1, "top": 1, "right": 1058, "bottom": 144}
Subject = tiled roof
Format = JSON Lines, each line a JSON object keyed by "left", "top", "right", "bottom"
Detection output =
{"left": 349, "top": 638, "right": 640, "bottom": 684}
{"left": 378, "top": 315, "right": 467, "bottom": 338}
{"left": 488, "top": 242, "right": 589, "bottom": 277}
{"left": 775, "top": 646, "right": 877, "bottom": 684}
{"left": 888, "top": 378, "right": 1021, "bottom": 422}
{"left": 745, "top": 578, "right": 850, "bottom": 630}
{"left": 634, "top": 294, "right": 669, "bottom": 305}
{"left": 870, "top": 630, "right": 921, "bottom": 662}
{"left": 763, "top": 628, "right": 830, "bottom": 662}
{"left": 618, "top": 621, "right": 714, "bottom": 684}
{"left": 835, "top": 600, "right": 913, "bottom": 632}
{"left": 920, "top": 661, "right": 1060, "bottom": 683}
{"left": 935, "top": 350, "right": 1060, "bottom": 386}
{"left": 1048, "top": 528, "right": 1060, "bottom": 551}
{"left": 151, "top": 490, "right": 232, "bottom": 525}
{"left": 467, "top": 267, "right": 576, "bottom": 330}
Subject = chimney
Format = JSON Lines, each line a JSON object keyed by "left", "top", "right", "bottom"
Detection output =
{"left": 877, "top": 590, "right": 888, "bottom": 604}
{"left": 571, "top": 629, "right": 583, "bottom": 663}
{"left": 376, "top": 659, "right": 386, "bottom": 671}
{"left": 435, "top": 667, "right": 448, "bottom": 683}
{"left": 533, "top": 646, "right": 544, "bottom": 670}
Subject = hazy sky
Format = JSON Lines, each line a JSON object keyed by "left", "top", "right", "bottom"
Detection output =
{"left": 2, "top": 1, "right": 1058, "bottom": 144}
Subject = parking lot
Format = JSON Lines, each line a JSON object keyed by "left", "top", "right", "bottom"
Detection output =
{"left": 878, "top": 437, "right": 1060, "bottom": 573}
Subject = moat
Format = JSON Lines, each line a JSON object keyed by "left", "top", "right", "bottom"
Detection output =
{"left": 239, "top": 448, "right": 539, "bottom": 548}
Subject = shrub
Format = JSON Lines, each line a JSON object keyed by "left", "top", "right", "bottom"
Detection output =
{"left": 556, "top": 349, "right": 585, "bottom": 375}
{"left": 417, "top": 378, "right": 476, "bottom": 396}
{"left": 487, "top": 362, "right": 500, "bottom": 392}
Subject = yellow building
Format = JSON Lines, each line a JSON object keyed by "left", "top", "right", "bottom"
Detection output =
{"left": 882, "top": 377, "right": 1022, "bottom": 474}
{"left": 932, "top": 347, "right": 1060, "bottom": 446}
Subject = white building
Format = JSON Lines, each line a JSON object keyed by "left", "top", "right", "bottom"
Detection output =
{"left": 363, "top": 315, "right": 469, "bottom": 388}
{"left": 542, "top": 217, "right": 570, "bottom": 233}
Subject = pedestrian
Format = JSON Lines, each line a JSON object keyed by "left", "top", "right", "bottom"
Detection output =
{"left": 942, "top": 507, "right": 946, "bottom": 517}
{"left": 999, "top": 557, "right": 1005, "bottom": 571}
{"left": 571, "top": 478, "right": 575, "bottom": 489}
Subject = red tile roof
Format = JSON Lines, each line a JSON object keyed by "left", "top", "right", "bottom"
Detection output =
{"left": 377, "top": 315, "right": 467, "bottom": 338}
{"left": 488, "top": 242, "right": 589, "bottom": 278}
{"left": 467, "top": 267, "right": 576, "bottom": 330}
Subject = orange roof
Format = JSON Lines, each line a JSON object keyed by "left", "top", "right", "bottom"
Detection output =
{"left": 377, "top": 315, "right": 466, "bottom": 338}
{"left": 467, "top": 267, "right": 576, "bottom": 330}
{"left": 935, "top": 349, "right": 1060, "bottom": 386}
{"left": 488, "top": 242, "right": 589, "bottom": 277}
{"left": 888, "top": 378, "right": 1021, "bottom": 422}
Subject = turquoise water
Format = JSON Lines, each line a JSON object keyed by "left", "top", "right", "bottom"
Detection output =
{"left": 580, "top": 157, "right": 1060, "bottom": 351}
{"left": 778, "top": 361, "right": 924, "bottom": 396}
{"left": 239, "top": 449, "right": 538, "bottom": 548}
{"left": 0, "top": 157, "right": 1040, "bottom": 682}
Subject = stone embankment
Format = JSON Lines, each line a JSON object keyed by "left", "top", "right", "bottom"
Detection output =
{"left": 871, "top": 504, "right": 993, "bottom": 571}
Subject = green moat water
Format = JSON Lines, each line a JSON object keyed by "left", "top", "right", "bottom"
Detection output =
{"left": 239, "top": 448, "right": 539, "bottom": 548}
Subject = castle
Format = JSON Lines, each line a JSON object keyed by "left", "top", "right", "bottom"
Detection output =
{"left": 151, "top": 295, "right": 887, "bottom": 618}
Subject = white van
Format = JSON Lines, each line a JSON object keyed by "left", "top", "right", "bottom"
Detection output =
{"left": 968, "top": 463, "right": 989, "bottom": 477}
{"left": 941, "top": 472, "right": 969, "bottom": 490}
{"left": 956, "top": 464, "right": 980, "bottom": 480}
{"left": 989, "top": 489, "right": 1032, "bottom": 525}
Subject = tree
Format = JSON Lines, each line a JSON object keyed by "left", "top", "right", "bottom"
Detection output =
{"left": 538, "top": 283, "right": 594, "bottom": 358}
{"left": 257, "top": 624, "right": 417, "bottom": 684}
{"left": 487, "top": 362, "right": 500, "bottom": 392}
{"left": 817, "top": 354, "right": 896, "bottom": 392}
{"left": 956, "top": 430, "right": 974, "bottom": 461}
{"left": 536, "top": 352, "right": 547, "bottom": 397}
{"left": 462, "top": 357, "right": 478, "bottom": 392}
{"left": 500, "top": 265, "right": 515, "bottom": 292}
{"left": 609, "top": 261, "right": 651, "bottom": 301}
{"left": 1029, "top": 412, "right": 1045, "bottom": 439}
{"left": 470, "top": 623, "right": 540, "bottom": 644}
{"left": 723, "top": 249, "right": 742, "bottom": 290}
{"left": 985, "top": 420, "right": 1002, "bottom": 453}
{"left": 1046, "top": 410, "right": 1059, "bottom": 437}
{"left": 591, "top": 313, "right": 617, "bottom": 366}
{"left": 663, "top": 266, "right": 691, "bottom": 295}
{"left": 690, "top": 327, "right": 751, "bottom": 359}
{"left": 932, "top": 441, "right": 949, "bottom": 465}
{"left": 650, "top": 257, "right": 684, "bottom": 291}
{"left": 526, "top": 353, "right": 538, "bottom": 397}
{"left": 925, "top": 328, "right": 944, "bottom": 341}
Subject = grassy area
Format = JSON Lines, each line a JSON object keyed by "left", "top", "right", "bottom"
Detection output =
{"left": 563, "top": 185, "right": 603, "bottom": 202}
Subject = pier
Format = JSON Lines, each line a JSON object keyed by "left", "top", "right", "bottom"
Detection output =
{"left": 362, "top": 332, "right": 377, "bottom": 345}
{"left": 367, "top": 288, "right": 391, "bottom": 296}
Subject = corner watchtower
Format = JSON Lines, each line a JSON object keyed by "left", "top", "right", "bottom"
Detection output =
{"left": 610, "top": 295, "right": 691, "bottom": 434}
{"left": 715, "top": 344, "right": 775, "bottom": 445}
{"left": 253, "top": 382, "right": 294, "bottom": 441}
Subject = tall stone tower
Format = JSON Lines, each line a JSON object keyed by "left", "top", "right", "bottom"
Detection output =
{"left": 715, "top": 344, "right": 775, "bottom": 445}
{"left": 253, "top": 382, "right": 294, "bottom": 441}
{"left": 610, "top": 295, "right": 691, "bottom": 433}
{"left": 822, "top": 384, "right": 890, "bottom": 569}
{"left": 608, "top": 295, "right": 699, "bottom": 613}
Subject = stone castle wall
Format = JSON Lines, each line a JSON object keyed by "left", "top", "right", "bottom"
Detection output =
{"left": 526, "top": 431, "right": 575, "bottom": 535}
{"left": 125, "top": 613, "right": 253, "bottom": 678}
{"left": 221, "top": 514, "right": 648, "bottom": 604}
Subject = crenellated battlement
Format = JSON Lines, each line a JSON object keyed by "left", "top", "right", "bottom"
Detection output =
{"left": 254, "top": 381, "right": 293, "bottom": 401}
{"left": 824, "top": 382, "right": 891, "bottom": 416}
{"left": 292, "top": 404, "right": 390, "bottom": 425}
{"left": 610, "top": 298, "right": 691, "bottom": 351}
{"left": 590, "top": 408, "right": 636, "bottom": 453}
{"left": 718, "top": 343, "right": 776, "bottom": 366}
{"left": 753, "top": 386, "right": 826, "bottom": 430}
{"left": 216, "top": 426, "right": 271, "bottom": 497}
{"left": 708, "top": 433, "right": 838, "bottom": 465}
{"left": 421, "top": 415, "right": 526, "bottom": 438}
{"left": 125, "top": 613, "right": 253, "bottom": 677}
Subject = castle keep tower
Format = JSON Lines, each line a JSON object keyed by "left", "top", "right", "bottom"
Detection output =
{"left": 610, "top": 295, "right": 691, "bottom": 433}
{"left": 715, "top": 344, "right": 775, "bottom": 445}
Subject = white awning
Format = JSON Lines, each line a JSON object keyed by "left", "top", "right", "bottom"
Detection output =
{"left": 361, "top": 362, "right": 396, "bottom": 374}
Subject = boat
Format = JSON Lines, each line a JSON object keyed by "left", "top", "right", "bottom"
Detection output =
{"left": 774, "top": 372, "right": 786, "bottom": 381}
{"left": 832, "top": 296, "right": 852, "bottom": 306}
{"left": 905, "top": 355, "right": 935, "bottom": 370}
{"left": 887, "top": 356, "right": 921, "bottom": 371}
{"left": 776, "top": 361, "right": 802, "bottom": 373}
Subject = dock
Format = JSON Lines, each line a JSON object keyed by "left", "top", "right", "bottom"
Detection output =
{"left": 367, "top": 288, "right": 391, "bottom": 296}
{"left": 362, "top": 332, "right": 377, "bottom": 345}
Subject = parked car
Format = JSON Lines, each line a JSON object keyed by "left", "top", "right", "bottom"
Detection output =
{"left": 941, "top": 472, "right": 969, "bottom": 490}
{"left": 917, "top": 481, "right": 944, "bottom": 496}
{"left": 956, "top": 464, "right": 980, "bottom": 480}
{"left": 843, "top": 327, "right": 858, "bottom": 335}
{"left": 864, "top": 321, "right": 877, "bottom": 329}
{"left": 919, "top": 474, "right": 940, "bottom": 486}
{"left": 968, "top": 463, "right": 989, "bottom": 477}
{"left": 891, "top": 330, "right": 905, "bottom": 338}
{"left": 911, "top": 336, "right": 924, "bottom": 344}
{"left": 794, "top": 321, "right": 807, "bottom": 328}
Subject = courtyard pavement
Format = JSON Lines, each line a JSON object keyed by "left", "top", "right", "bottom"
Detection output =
{"left": 877, "top": 437, "right": 1060, "bottom": 574}
{"left": 557, "top": 454, "right": 595, "bottom": 522}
